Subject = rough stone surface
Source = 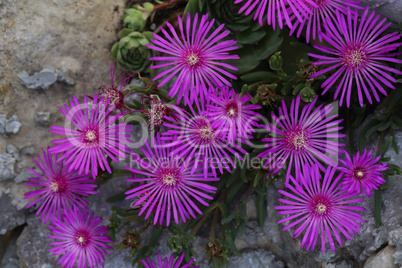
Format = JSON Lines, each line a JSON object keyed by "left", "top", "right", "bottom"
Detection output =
{"left": 388, "top": 227, "right": 402, "bottom": 267}
{"left": 0, "top": 114, "right": 6, "bottom": 134}
{"left": 16, "top": 215, "right": 59, "bottom": 268}
{"left": 230, "top": 249, "right": 285, "bottom": 268}
{"left": 0, "top": 153, "right": 16, "bottom": 181}
{"left": 18, "top": 69, "right": 57, "bottom": 90}
{"left": 0, "top": 227, "right": 22, "bottom": 268}
{"left": 0, "top": 195, "right": 26, "bottom": 235}
{"left": 363, "top": 245, "right": 397, "bottom": 268}
{"left": 20, "top": 146, "right": 35, "bottom": 156}
{"left": 18, "top": 65, "right": 75, "bottom": 90}
{"left": 4, "top": 115, "right": 21, "bottom": 135}
{"left": 6, "top": 144, "right": 19, "bottom": 161}
{"left": 13, "top": 169, "right": 31, "bottom": 184}
{"left": 35, "top": 112, "right": 51, "bottom": 126}
{"left": 56, "top": 67, "right": 75, "bottom": 85}
{"left": 360, "top": 0, "right": 402, "bottom": 23}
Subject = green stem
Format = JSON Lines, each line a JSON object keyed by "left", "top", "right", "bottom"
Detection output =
{"left": 209, "top": 209, "right": 220, "bottom": 240}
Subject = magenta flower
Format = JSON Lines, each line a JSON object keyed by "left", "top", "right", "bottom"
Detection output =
{"left": 98, "top": 61, "right": 136, "bottom": 113}
{"left": 275, "top": 164, "right": 366, "bottom": 252}
{"left": 48, "top": 206, "right": 113, "bottom": 268}
{"left": 24, "top": 147, "right": 97, "bottom": 223}
{"left": 148, "top": 13, "right": 239, "bottom": 105}
{"left": 142, "top": 252, "right": 199, "bottom": 268}
{"left": 205, "top": 86, "right": 262, "bottom": 143}
{"left": 308, "top": 7, "right": 402, "bottom": 107}
{"left": 288, "top": 0, "right": 363, "bottom": 43}
{"left": 257, "top": 94, "right": 345, "bottom": 183}
{"left": 163, "top": 104, "right": 248, "bottom": 176}
{"left": 234, "top": 0, "right": 317, "bottom": 29}
{"left": 125, "top": 134, "right": 218, "bottom": 226}
{"left": 338, "top": 148, "right": 389, "bottom": 197}
{"left": 50, "top": 95, "right": 133, "bottom": 179}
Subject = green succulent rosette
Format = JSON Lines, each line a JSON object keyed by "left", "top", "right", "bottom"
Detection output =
{"left": 123, "top": 3, "right": 154, "bottom": 31}
{"left": 111, "top": 29, "right": 155, "bottom": 73}
{"left": 201, "top": 0, "right": 266, "bottom": 45}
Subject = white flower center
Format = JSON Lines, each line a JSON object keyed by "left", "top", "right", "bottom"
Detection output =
{"left": 315, "top": 203, "right": 327, "bottom": 214}
{"left": 162, "top": 173, "right": 177, "bottom": 186}
{"left": 187, "top": 54, "right": 199, "bottom": 66}
{"left": 86, "top": 130, "right": 96, "bottom": 141}
{"left": 343, "top": 47, "right": 367, "bottom": 69}
{"left": 77, "top": 236, "right": 84, "bottom": 244}
{"left": 50, "top": 182, "right": 59, "bottom": 192}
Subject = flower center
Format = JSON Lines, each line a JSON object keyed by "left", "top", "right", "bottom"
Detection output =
{"left": 76, "top": 231, "right": 90, "bottom": 247}
{"left": 286, "top": 129, "right": 309, "bottom": 151}
{"left": 162, "top": 174, "right": 177, "bottom": 186}
{"left": 103, "top": 88, "right": 123, "bottom": 106}
{"left": 315, "top": 204, "right": 327, "bottom": 214}
{"left": 49, "top": 177, "right": 67, "bottom": 194}
{"left": 311, "top": 195, "right": 332, "bottom": 217}
{"left": 147, "top": 103, "right": 169, "bottom": 127}
{"left": 198, "top": 127, "right": 215, "bottom": 141}
{"left": 82, "top": 128, "right": 99, "bottom": 144}
{"left": 158, "top": 167, "right": 181, "bottom": 187}
{"left": 187, "top": 54, "right": 199, "bottom": 66}
{"left": 194, "top": 117, "right": 216, "bottom": 142}
{"left": 226, "top": 102, "right": 239, "bottom": 117}
{"left": 353, "top": 168, "right": 365, "bottom": 180}
{"left": 184, "top": 49, "right": 203, "bottom": 69}
{"left": 343, "top": 45, "right": 368, "bottom": 69}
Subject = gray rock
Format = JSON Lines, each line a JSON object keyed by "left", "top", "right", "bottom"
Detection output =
{"left": 18, "top": 65, "right": 74, "bottom": 90}
{"left": 35, "top": 112, "right": 51, "bottom": 126}
{"left": 0, "top": 227, "right": 23, "bottom": 268}
{"left": 16, "top": 215, "right": 58, "bottom": 267}
{"left": 14, "top": 169, "right": 32, "bottom": 183}
{"left": 5, "top": 115, "right": 21, "bottom": 135}
{"left": 0, "top": 195, "right": 26, "bottom": 235}
{"left": 0, "top": 114, "right": 6, "bottom": 134}
{"left": 6, "top": 144, "right": 20, "bottom": 161}
{"left": 324, "top": 260, "right": 354, "bottom": 268}
{"left": 0, "top": 153, "right": 16, "bottom": 181}
{"left": 360, "top": 0, "right": 402, "bottom": 23}
{"left": 56, "top": 67, "right": 74, "bottom": 85}
{"left": 230, "top": 249, "right": 285, "bottom": 268}
{"left": 18, "top": 69, "right": 57, "bottom": 90}
{"left": 21, "top": 146, "right": 35, "bottom": 156}
{"left": 364, "top": 245, "right": 397, "bottom": 268}
{"left": 388, "top": 227, "right": 402, "bottom": 267}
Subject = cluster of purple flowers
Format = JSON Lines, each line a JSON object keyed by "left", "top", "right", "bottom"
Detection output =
{"left": 22, "top": 0, "right": 400, "bottom": 266}
{"left": 24, "top": 73, "right": 134, "bottom": 267}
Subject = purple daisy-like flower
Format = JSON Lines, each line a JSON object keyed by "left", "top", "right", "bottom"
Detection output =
{"left": 257, "top": 94, "right": 345, "bottom": 182}
{"left": 148, "top": 13, "right": 239, "bottom": 105}
{"left": 48, "top": 206, "right": 113, "bottom": 268}
{"left": 98, "top": 61, "right": 136, "bottom": 113}
{"left": 288, "top": 0, "right": 363, "bottom": 43}
{"left": 24, "top": 147, "right": 97, "bottom": 223}
{"left": 50, "top": 94, "right": 133, "bottom": 179}
{"left": 205, "top": 86, "right": 262, "bottom": 143}
{"left": 338, "top": 148, "right": 389, "bottom": 197}
{"left": 308, "top": 7, "right": 402, "bottom": 107}
{"left": 163, "top": 104, "right": 248, "bottom": 176}
{"left": 275, "top": 164, "right": 366, "bottom": 252}
{"left": 234, "top": 0, "right": 317, "bottom": 29}
{"left": 125, "top": 134, "right": 218, "bottom": 226}
{"left": 142, "top": 252, "right": 199, "bottom": 268}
